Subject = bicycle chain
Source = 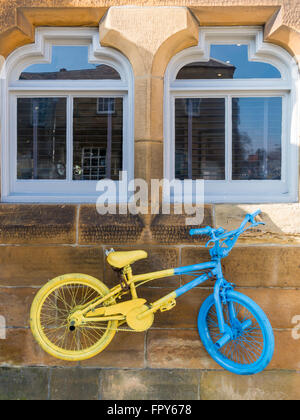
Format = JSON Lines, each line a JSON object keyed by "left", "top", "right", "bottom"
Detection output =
{"left": 86, "top": 322, "right": 143, "bottom": 333}
{"left": 115, "top": 326, "right": 141, "bottom": 333}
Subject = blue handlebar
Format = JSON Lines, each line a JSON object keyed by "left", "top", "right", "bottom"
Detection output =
{"left": 189, "top": 209, "right": 264, "bottom": 258}
{"left": 189, "top": 210, "right": 262, "bottom": 238}
{"left": 240, "top": 209, "right": 262, "bottom": 229}
{"left": 190, "top": 227, "right": 212, "bottom": 236}
{"left": 252, "top": 209, "right": 261, "bottom": 218}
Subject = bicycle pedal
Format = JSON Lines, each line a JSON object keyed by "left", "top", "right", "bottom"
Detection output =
{"left": 160, "top": 299, "right": 176, "bottom": 312}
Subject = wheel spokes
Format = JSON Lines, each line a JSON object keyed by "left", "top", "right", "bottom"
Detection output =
{"left": 39, "top": 283, "right": 112, "bottom": 353}
{"left": 206, "top": 301, "right": 264, "bottom": 365}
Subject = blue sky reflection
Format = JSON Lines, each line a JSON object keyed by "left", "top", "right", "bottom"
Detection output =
{"left": 210, "top": 44, "right": 281, "bottom": 78}
{"left": 22, "top": 46, "right": 97, "bottom": 74}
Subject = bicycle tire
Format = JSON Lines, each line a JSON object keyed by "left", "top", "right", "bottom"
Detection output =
{"left": 30, "top": 273, "right": 118, "bottom": 361}
{"left": 198, "top": 291, "right": 274, "bottom": 375}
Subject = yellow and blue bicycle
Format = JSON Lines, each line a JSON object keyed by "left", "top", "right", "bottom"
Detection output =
{"left": 30, "top": 209, "right": 274, "bottom": 375}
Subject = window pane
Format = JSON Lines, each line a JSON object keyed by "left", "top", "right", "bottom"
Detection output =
{"left": 73, "top": 97, "right": 123, "bottom": 181}
{"left": 17, "top": 98, "right": 67, "bottom": 180}
{"left": 20, "top": 46, "right": 121, "bottom": 80}
{"left": 232, "top": 97, "right": 282, "bottom": 180}
{"left": 176, "top": 45, "right": 281, "bottom": 79}
{"left": 175, "top": 98, "right": 225, "bottom": 180}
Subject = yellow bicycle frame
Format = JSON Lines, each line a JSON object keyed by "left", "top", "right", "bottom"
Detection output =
{"left": 70, "top": 262, "right": 217, "bottom": 331}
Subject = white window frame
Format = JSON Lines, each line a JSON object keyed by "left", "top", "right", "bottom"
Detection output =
{"left": 164, "top": 27, "right": 300, "bottom": 203}
{"left": 1, "top": 27, "right": 135, "bottom": 203}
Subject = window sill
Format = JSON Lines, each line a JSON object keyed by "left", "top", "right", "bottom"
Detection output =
{"left": 1, "top": 193, "right": 130, "bottom": 204}
{"left": 168, "top": 192, "right": 298, "bottom": 204}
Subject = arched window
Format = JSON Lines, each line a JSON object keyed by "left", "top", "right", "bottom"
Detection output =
{"left": 164, "top": 27, "right": 299, "bottom": 203}
{"left": 1, "top": 28, "right": 134, "bottom": 202}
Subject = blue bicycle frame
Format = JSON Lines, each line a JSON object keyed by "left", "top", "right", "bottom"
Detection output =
{"left": 167, "top": 209, "right": 265, "bottom": 349}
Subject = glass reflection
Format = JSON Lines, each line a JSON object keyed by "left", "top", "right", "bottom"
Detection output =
{"left": 176, "top": 44, "right": 281, "bottom": 79}
{"left": 175, "top": 98, "right": 225, "bottom": 180}
{"left": 20, "top": 46, "right": 121, "bottom": 80}
{"left": 73, "top": 97, "right": 123, "bottom": 181}
{"left": 17, "top": 98, "right": 67, "bottom": 180}
{"left": 232, "top": 97, "right": 282, "bottom": 180}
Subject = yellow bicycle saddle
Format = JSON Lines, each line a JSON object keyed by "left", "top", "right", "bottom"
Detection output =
{"left": 107, "top": 250, "right": 148, "bottom": 269}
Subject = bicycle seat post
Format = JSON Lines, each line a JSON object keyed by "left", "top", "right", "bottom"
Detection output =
{"left": 123, "top": 265, "right": 138, "bottom": 299}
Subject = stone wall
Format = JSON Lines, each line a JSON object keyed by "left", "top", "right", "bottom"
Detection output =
{"left": 0, "top": 1, "right": 300, "bottom": 400}
{"left": 0, "top": 203, "right": 300, "bottom": 399}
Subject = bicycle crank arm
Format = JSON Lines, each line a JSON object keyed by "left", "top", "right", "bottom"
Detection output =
{"left": 215, "top": 319, "right": 253, "bottom": 349}
{"left": 84, "top": 298, "right": 154, "bottom": 332}
{"left": 215, "top": 333, "right": 232, "bottom": 349}
{"left": 137, "top": 292, "right": 177, "bottom": 319}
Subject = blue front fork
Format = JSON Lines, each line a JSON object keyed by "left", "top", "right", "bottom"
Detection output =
{"left": 213, "top": 262, "right": 252, "bottom": 350}
{"left": 174, "top": 260, "right": 252, "bottom": 350}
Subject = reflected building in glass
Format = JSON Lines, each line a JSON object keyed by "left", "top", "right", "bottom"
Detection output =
{"left": 174, "top": 45, "right": 282, "bottom": 182}
{"left": 175, "top": 58, "right": 234, "bottom": 181}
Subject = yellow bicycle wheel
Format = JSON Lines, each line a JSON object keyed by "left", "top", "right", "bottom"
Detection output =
{"left": 30, "top": 273, "right": 118, "bottom": 361}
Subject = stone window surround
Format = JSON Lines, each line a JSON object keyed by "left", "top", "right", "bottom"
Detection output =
{"left": 164, "top": 26, "right": 299, "bottom": 203}
{"left": 1, "top": 27, "right": 135, "bottom": 203}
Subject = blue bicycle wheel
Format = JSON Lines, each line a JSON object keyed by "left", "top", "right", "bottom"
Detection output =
{"left": 198, "top": 291, "right": 274, "bottom": 375}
